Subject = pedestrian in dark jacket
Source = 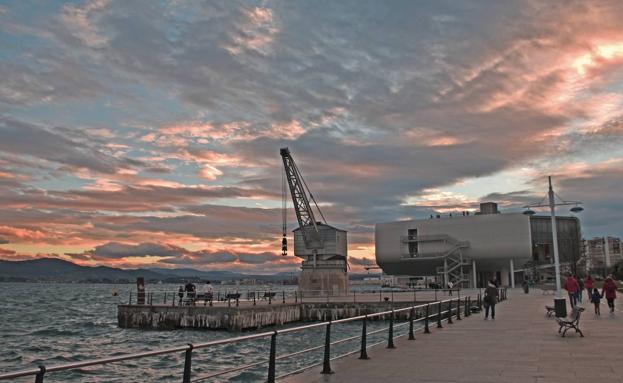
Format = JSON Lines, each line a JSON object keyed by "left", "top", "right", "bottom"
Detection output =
{"left": 591, "top": 288, "right": 601, "bottom": 315}
{"left": 602, "top": 276, "right": 618, "bottom": 314}
{"left": 577, "top": 277, "right": 585, "bottom": 303}
{"left": 484, "top": 281, "right": 499, "bottom": 320}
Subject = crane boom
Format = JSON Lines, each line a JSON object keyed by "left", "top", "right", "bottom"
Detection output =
{"left": 280, "top": 147, "right": 323, "bottom": 249}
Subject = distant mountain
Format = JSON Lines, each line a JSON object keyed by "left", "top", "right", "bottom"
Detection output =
{"left": 0, "top": 258, "right": 298, "bottom": 283}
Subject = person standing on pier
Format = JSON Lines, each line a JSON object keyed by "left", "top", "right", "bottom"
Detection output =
{"left": 585, "top": 275, "right": 594, "bottom": 299}
{"left": 577, "top": 276, "right": 584, "bottom": 303}
{"left": 564, "top": 274, "right": 580, "bottom": 308}
{"left": 601, "top": 276, "right": 618, "bottom": 314}
{"left": 483, "top": 281, "right": 498, "bottom": 320}
{"left": 591, "top": 288, "right": 601, "bottom": 315}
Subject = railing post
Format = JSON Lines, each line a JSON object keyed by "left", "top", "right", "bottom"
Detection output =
{"left": 359, "top": 315, "right": 369, "bottom": 360}
{"left": 467, "top": 297, "right": 471, "bottom": 316}
{"left": 321, "top": 322, "right": 333, "bottom": 374}
{"left": 447, "top": 299, "right": 453, "bottom": 324}
{"left": 182, "top": 343, "right": 193, "bottom": 383}
{"left": 253, "top": 293, "right": 256, "bottom": 306}
{"left": 391, "top": 290, "right": 394, "bottom": 303}
{"left": 34, "top": 365, "right": 46, "bottom": 383}
{"left": 282, "top": 291, "right": 285, "bottom": 304}
{"left": 437, "top": 301, "right": 443, "bottom": 328}
{"left": 267, "top": 331, "right": 277, "bottom": 383}
{"left": 128, "top": 291, "right": 132, "bottom": 305}
{"left": 164, "top": 292, "right": 167, "bottom": 305}
{"left": 408, "top": 307, "right": 415, "bottom": 340}
{"left": 294, "top": 291, "right": 297, "bottom": 303}
{"left": 269, "top": 293, "right": 272, "bottom": 305}
{"left": 353, "top": 291, "right": 356, "bottom": 303}
{"left": 387, "top": 310, "right": 396, "bottom": 348}
{"left": 424, "top": 303, "right": 430, "bottom": 334}
{"left": 379, "top": 290, "right": 382, "bottom": 302}
{"left": 456, "top": 298, "right": 462, "bottom": 320}
{"left": 173, "top": 295, "right": 176, "bottom": 307}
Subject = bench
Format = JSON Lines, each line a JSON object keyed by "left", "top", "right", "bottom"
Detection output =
{"left": 545, "top": 305, "right": 556, "bottom": 317}
{"left": 556, "top": 307, "right": 585, "bottom": 337}
{"left": 541, "top": 285, "right": 556, "bottom": 295}
{"left": 225, "top": 293, "right": 241, "bottom": 300}
{"left": 263, "top": 292, "right": 276, "bottom": 299}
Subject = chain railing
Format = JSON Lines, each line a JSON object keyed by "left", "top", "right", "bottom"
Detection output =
{"left": 0, "top": 289, "right": 508, "bottom": 382}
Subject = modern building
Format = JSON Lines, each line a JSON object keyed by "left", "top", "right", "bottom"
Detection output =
{"left": 583, "top": 236, "right": 622, "bottom": 276}
{"left": 375, "top": 202, "right": 581, "bottom": 288}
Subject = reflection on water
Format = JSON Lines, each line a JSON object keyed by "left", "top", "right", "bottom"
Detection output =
{"left": 0, "top": 283, "right": 406, "bottom": 382}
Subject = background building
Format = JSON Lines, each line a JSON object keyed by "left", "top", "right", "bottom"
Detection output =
{"left": 375, "top": 202, "right": 581, "bottom": 287}
{"left": 583, "top": 236, "right": 622, "bottom": 276}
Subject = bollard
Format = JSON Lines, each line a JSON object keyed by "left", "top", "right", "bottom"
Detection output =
{"left": 424, "top": 304, "right": 431, "bottom": 334}
{"left": 456, "top": 298, "right": 462, "bottom": 320}
{"left": 321, "top": 322, "right": 333, "bottom": 374}
{"left": 359, "top": 315, "right": 369, "bottom": 360}
{"left": 387, "top": 310, "right": 395, "bottom": 348}
{"left": 182, "top": 344, "right": 193, "bottom": 383}
{"left": 408, "top": 307, "right": 415, "bottom": 340}
{"left": 267, "top": 331, "right": 277, "bottom": 383}
{"left": 447, "top": 299, "right": 453, "bottom": 324}
{"left": 34, "top": 365, "right": 46, "bottom": 383}
{"left": 437, "top": 301, "right": 443, "bottom": 328}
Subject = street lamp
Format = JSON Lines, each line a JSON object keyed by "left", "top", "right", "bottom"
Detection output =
{"left": 523, "top": 176, "right": 583, "bottom": 316}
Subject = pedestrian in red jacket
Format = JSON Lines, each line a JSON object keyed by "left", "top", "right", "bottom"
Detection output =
{"left": 564, "top": 274, "right": 580, "bottom": 308}
{"left": 601, "top": 276, "right": 618, "bottom": 314}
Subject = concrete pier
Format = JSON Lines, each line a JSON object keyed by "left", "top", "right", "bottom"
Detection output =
{"left": 118, "top": 301, "right": 433, "bottom": 331}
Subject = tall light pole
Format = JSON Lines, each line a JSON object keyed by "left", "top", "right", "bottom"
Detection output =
{"left": 524, "top": 176, "right": 583, "bottom": 315}
{"left": 547, "top": 176, "right": 562, "bottom": 297}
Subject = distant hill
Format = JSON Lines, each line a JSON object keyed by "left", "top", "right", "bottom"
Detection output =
{"left": 0, "top": 258, "right": 299, "bottom": 283}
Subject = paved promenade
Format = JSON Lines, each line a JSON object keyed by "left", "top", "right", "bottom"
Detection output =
{"left": 284, "top": 289, "right": 622, "bottom": 383}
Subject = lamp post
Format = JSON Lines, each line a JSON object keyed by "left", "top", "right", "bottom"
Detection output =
{"left": 524, "top": 176, "right": 583, "bottom": 317}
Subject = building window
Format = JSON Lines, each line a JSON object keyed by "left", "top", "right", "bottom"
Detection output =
{"left": 408, "top": 229, "right": 418, "bottom": 257}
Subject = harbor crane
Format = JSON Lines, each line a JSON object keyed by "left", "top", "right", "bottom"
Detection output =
{"left": 280, "top": 147, "right": 348, "bottom": 295}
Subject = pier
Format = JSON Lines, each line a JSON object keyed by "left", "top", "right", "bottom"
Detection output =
{"left": 284, "top": 289, "right": 623, "bottom": 383}
{"left": 118, "top": 289, "right": 462, "bottom": 331}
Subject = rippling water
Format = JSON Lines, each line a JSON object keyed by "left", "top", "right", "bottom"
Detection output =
{"left": 0, "top": 283, "right": 405, "bottom": 382}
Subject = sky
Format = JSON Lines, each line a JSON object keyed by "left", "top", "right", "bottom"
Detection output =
{"left": 1, "top": 0, "right": 622, "bottom": 273}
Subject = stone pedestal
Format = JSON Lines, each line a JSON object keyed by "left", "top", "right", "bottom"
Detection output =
{"left": 299, "top": 261, "right": 348, "bottom": 296}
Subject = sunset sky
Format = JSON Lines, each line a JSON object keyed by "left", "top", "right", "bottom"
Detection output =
{"left": 1, "top": 1, "right": 622, "bottom": 273}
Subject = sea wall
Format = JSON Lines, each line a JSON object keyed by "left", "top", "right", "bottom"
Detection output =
{"left": 118, "top": 301, "right": 437, "bottom": 331}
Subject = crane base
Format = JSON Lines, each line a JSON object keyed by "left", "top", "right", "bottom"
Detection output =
{"left": 298, "top": 265, "right": 348, "bottom": 297}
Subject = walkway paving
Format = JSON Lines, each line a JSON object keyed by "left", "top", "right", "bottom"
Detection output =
{"left": 284, "top": 289, "right": 622, "bottom": 383}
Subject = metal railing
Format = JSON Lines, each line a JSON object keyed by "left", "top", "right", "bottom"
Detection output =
{"left": 125, "top": 287, "right": 465, "bottom": 307}
{"left": 0, "top": 289, "right": 508, "bottom": 382}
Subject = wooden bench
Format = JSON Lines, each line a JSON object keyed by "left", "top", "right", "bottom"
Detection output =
{"left": 225, "top": 293, "right": 241, "bottom": 300}
{"left": 263, "top": 292, "right": 276, "bottom": 299}
{"left": 545, "top": 305, "right": 556, "bottom": 317}
{"left": 556, "top": 307, "right": 585, "bottom": 337}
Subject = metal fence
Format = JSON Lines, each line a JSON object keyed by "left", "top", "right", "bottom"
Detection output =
{"left": 0, "top": 289, "right": 508, "bottom": 382}
{"left": 127, "top": 287, "right": 464, "bottom": 307}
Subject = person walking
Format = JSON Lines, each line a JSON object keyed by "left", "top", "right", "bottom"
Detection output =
{"left": 447, "top": 280, "right": 454, "bottom": 296}
{"left": 601, "top": 276, "right": 618, "bottom": 314}
{"left": 577, "top": 276, "right": 584, "bottom": 303}
{"left": 564, "top": 274, "right": 580, "bottom": 308}
{"left": 585, "top": 275, "right": 594, "bottom": 300}
{"left": 484, "top": 281, "right": 499, "bottom": 320}
{"left": 591, "top": 288, "right": 601, "bottom": 315}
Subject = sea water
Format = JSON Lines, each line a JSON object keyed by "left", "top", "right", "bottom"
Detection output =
{"left": 0, "top": 283, "right": 402, "bottom": 382}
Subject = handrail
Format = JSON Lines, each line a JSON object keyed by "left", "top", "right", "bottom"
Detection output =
{"left": 0, "top": 290, "right": 508, "bottom": 382}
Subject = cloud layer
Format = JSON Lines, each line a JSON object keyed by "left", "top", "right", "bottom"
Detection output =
{"left": 1, "top": 1, "right": 623, "bottom": 271}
